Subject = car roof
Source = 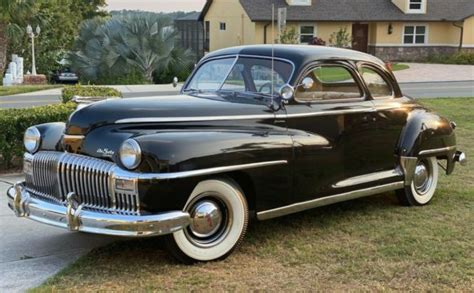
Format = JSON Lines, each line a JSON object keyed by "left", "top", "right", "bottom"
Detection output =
{"left": 203, "top": 45, "right": 386, "bottom": 68}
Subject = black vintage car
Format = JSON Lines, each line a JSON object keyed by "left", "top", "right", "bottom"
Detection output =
{"left": 7, "top": 45, "right": 467, "bottom": 263}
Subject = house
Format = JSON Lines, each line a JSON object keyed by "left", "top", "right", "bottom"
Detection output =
{"left": 175, "top": 12, "right": 206, "bottom": 62}
{"left": 198, "top": 0, "right": 474, "bottom": 61}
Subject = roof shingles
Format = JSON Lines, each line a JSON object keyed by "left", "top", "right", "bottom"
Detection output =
{"left": 236, "top": 0, "right": 474, "bottom": 22}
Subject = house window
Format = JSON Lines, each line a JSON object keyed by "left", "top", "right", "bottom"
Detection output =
{"left": 403, "top": 25, "right": 426, "bottom": 44}
{"left": 219, "top": 22, "right": 226, "bottom": 31}
{"left": 300, "top": 25, "right": 314, "bottom": 44}
{"left": 408, "top": 0, "right": 424, "bottom": 12}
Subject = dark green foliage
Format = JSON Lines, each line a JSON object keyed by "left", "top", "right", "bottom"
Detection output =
{"left": 62, "top": 85, "right": 122, "bottom": 103}
{"left": 6, "top": 0, "right": 107, "bottom": 77}
{"left": 70, "top": 11, "right": 195, "bottom": 84}
{"left": 425, "top": 52, "right": 474, "bottom": 65}
{"left": 0, "top": 103, "right": 76, "bottom": 169}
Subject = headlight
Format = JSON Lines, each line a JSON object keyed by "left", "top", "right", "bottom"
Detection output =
{"left": 24, "top": 127, "right": 41, "bottom": 153}
{"left": 119, "top": 139, "right": 142, "bottom": 170}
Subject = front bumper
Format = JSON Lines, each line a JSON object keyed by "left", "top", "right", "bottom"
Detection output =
{"left": 7, "top": 182, "right": 191, "bottom": 237}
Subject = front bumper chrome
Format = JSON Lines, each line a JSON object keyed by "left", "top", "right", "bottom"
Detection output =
{"left": 7, "top": 182, "right": 191, "bottom": 237}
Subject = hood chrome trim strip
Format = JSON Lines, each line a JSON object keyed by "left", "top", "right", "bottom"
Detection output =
{"left": 115, "top": 108, "right": 376, "bottom": 124}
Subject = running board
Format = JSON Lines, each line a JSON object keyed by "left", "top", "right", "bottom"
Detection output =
{"left": 257, "top": 181, "right": 404, "bottom": 221}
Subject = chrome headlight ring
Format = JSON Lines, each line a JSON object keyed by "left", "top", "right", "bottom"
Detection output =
{"left": 24, "top": 127, "right": 41, "bottom": 153}
{"left": 119, "top": 139, "right": 142, "bottom": 170}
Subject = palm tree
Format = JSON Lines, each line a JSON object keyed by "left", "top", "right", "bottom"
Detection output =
{"left": 0, "top": 0, "right": 36, "bottom": 76}
{"left": 70, "top": 12, "right": 194, "bottom": 83}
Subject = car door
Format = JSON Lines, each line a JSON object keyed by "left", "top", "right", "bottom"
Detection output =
{"left": 284, "top": 61, "right": 380, "bottom": 204}
{"left": 358, "top": 63, "right": 408, "bottom": 172}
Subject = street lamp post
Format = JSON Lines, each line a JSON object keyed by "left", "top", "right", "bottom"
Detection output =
{"left": 26, "top": 24, "right": 41, "bottom": 76}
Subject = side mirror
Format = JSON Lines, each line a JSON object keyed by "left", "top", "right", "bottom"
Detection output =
{"left": 300, "top": 77, "right": 314, "bottom": 90}
{"left": 279, "top": 84, "right": 295, "bottom": 101}
{"left": 172, "top": 77, "right": 179, "bottom": 88}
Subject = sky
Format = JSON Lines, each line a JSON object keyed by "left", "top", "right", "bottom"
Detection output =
{"left": 106, "top": 0, "right": 207, "bottom": 13}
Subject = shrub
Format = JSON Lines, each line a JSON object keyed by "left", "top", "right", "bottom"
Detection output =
{"left": 62, "top": 85, "right": 122, "bottom": 103}
{"left": 329, "top": 27, "right": 352, "bottom": 48}
{"left": 0, "top": 103, "right": 76, "bottom": 169}
{"left": 425, "top": 52, "right": 474, "bottom": 65}
{"left": 279, "top": 27, "right": 300, "bottom": 44}
{"left": 309, "top": 37, "right": 326, "bottom": 46}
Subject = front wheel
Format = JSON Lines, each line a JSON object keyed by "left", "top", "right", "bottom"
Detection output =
{"left": 164, "top": 179, "right": 249, "bottom": 264}
{"left": 397, "top": 156, "right": 439, "bottom": 206}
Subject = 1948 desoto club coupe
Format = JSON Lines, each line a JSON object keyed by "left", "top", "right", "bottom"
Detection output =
{"left": 7, "top": 45, "right": 467, "bottom": 263}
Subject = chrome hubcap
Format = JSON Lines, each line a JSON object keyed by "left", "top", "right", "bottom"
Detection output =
{"left": 189, "top": 200, "right": 223, "bottom": 238}
{"left": 414, "top": 160, "right": 431, "bottom": 194}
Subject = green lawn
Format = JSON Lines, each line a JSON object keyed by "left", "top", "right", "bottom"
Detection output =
{"left": 32, "top": 98, "right": 472, "bottom": 292}
{"left": 0, "top": 85, "right": 62, "bottom": 96}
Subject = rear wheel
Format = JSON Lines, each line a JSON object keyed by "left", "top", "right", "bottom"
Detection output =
{"left": 397, "top": 157, "right": 439, "bottom": 206}
{"left": 165, "top": 179, "right": 248, "bottom": 264}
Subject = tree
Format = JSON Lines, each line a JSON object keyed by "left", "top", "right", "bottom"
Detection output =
{"left": 329, "top": 27, "right": 352, "bottom": 48}
{"left": 0, "top": 0, "right": 37, "bottom": 77}
{"left": 279, "top": 27, "right": 299, "bottom": 44}
{"left": 3, "top": 0, "right": 107, "bottom": 79}
{"left": 70, "top": 12, "right": 194, "bottom": 84}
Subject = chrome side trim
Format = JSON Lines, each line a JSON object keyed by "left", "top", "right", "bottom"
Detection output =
{"left": 257, "top": 181, "right": 404, "bottom": 221}
{"left": 419, "top": 146, "right": 456, "bottom": 156}
{"left": 115, "top": 160, "right": 289, "bottom": 181}
{"left": 400, "top": 156, "right": 418, "bottom": 186}
{"left": 332, "top": 169, "right": 402, "bottom": 188}
{"left": 116, "top": 114, "right": 276, "bottom": 124}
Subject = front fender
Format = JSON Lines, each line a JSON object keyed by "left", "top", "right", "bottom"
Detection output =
{"left": 398, "top": 108, "right": 456, "bottom": 174}
{"left": 134, "top": 130, "right": 293, "bottom": 173}
{"left": 36, "top": 122, "right": 66, "bottom": 152}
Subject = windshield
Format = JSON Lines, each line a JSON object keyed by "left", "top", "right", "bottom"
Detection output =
{"left": 184, "top": 57, "right": 293, "bottom": 96}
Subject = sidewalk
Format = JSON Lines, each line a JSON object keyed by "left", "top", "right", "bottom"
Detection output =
{"left": 8, "top": 83, "right": 181, "bottom": 98}
{"left": 393, "top": 63, "right": 474, "bottom": 83}
{"left": 0, "top": 174, "right": 116, "bottom": 292}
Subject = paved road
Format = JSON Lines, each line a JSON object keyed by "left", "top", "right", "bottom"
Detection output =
{"left": 0, "top": 81, "right": 473, "bottom": 109}
{"left": 401, "top": 81, "right": 474, "bottom": 98}
{"left": 0, "top": 175, "right": 116, "bottom": 292}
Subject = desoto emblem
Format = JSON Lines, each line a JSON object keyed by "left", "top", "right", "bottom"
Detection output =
{"left": 97, "top": 148, "right": 115, "bottom": 157}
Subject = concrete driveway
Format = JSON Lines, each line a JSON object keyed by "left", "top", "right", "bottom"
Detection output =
{"left": 0, "top": 174, "right": 116, "bottom": 292}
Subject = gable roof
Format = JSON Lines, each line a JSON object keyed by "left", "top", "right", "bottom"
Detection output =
{"left": 200, "top": 0, "right": 474, "bottom": 22}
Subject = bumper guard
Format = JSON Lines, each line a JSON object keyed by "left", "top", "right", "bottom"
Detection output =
{"left": 7, "top": 182, "right": 191, "bottom": 237}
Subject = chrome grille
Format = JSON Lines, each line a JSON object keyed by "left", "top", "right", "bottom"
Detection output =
{"left": 24, "top": 152, "right": 140, "bottom": 215}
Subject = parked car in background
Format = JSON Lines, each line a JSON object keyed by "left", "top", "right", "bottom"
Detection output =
{"left": 51, "top": 68, "right": 79, "bottom": 84}
{"left": 7, "top": 45, "right": 467, "bottom": 264}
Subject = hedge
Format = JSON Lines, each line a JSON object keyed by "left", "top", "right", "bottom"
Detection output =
{"left": 0, "top": 103, "right": 76, "bottom": 169}
{"left": 62, "top": 85, "right": 122, "bottom": 103}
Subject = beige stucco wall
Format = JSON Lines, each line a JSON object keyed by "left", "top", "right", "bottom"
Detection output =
{"left": 255, "top": 22, "right": 353, "bottom": 45}
{"left": 370, "top": 22, "right": 462, "bottom": 46}
{"left": 463, "top": 16, "right": 474, "bottom": 46}
{"left": 204, "top": 0, "right": 256, "bottom": 51}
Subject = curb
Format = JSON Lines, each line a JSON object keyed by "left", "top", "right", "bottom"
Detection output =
{"left": 398, "top": 80, "right": 474, "bottom": 84}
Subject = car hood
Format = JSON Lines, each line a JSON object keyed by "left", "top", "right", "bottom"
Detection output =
{"left": 66, "top": 94, "right": 275, "bottom": 135}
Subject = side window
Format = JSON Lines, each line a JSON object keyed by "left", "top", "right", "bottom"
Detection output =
{"left": 222, "top": 64, "right": 246, "bottom": 91}
{"left": 251, "top": 65, "right": 286, "bottom": 94}
{"left": 295, "top": 65, "right": 363, "bottom": 102}
{"left": 360, "top": 66, "right": 393, "bottom": 99}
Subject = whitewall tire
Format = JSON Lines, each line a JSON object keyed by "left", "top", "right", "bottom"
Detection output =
{"left": 165, "top": 179, "right": 249, "bottom": 263}
{"left": 397, "top": 157, "right": 439, "bottom": 206}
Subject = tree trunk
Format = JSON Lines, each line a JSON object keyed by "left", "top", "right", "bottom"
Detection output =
{"left": 0, "top": 21, "right": 8, "bottom": 79}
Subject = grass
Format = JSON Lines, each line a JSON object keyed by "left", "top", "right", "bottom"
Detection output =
{"left": 0, "top": 85, "right": 62, "bottom": 96}
{"left": 391, "top": 63, "right": 410, "bottom": 71}
{"left": 32, "top": 98, "right": 472, "bottom": 291}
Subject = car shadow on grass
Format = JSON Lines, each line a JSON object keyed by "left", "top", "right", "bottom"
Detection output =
{"left": 62, "top": 192, "right": 401, "bottom": 267}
